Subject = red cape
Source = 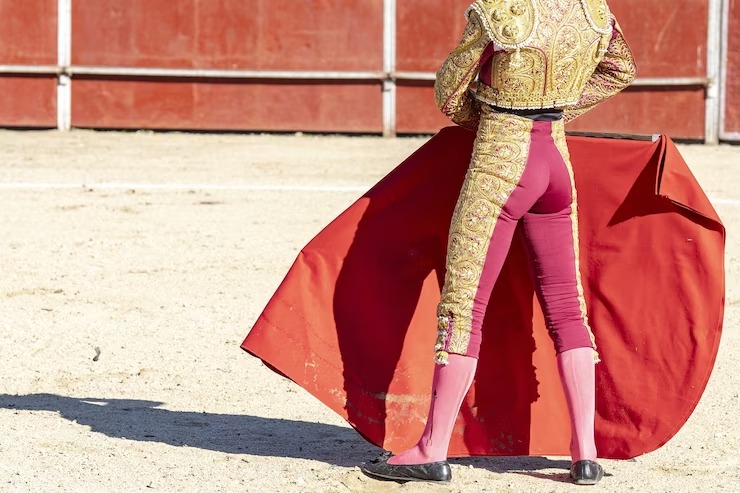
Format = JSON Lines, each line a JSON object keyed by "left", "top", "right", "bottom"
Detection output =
{"left": 242, "top": 127, "right": 725, "bottom": 459}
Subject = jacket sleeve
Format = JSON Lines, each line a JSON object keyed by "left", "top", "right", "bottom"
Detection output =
{"left": 434, "top": 9, "right": 491, "bottom": 130}
{"left": 563, "top": 18, "right": 637, "bottom": 123}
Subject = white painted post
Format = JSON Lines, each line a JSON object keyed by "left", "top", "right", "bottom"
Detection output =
{"left": 705, "top": 0, "right": 722, "bottom": 144}
{"left": 57, "top": 0, "right": 72, "bottom": 131}
{"left": 382, "top": 0, "right": 397, "bottom": 137}
{"left": 719, "top": 0, "right": 735, "bottom": 141}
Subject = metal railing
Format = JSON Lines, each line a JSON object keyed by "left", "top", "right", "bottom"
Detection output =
{"left": 0, "top": 0, "right": 729, "bottom": 143}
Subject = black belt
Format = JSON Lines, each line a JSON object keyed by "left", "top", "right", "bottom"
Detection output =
{"left": 490, "top": 105, "right": 563, "bottom": 122}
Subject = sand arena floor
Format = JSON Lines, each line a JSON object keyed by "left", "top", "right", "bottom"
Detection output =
{"left": 0, "top": 129, "right": 738, "bottom": 492}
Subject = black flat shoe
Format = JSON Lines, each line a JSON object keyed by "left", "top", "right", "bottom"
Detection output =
{"left": 361, "top": 452, "right": 452, "bottom": 483}
{"left": 570, "top": 460, "right": 605, "bottom": 485}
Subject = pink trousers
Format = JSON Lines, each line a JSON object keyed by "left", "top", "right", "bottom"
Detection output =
{"left": 435, "top": 110, "right": 597, "bottom": 362}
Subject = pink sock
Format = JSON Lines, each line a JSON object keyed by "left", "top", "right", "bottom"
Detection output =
{"left": 557, "top": 347, "right": 598, "bottom": 462}
{"left": 388, "top": 353, "right": 477, "bottom": 465}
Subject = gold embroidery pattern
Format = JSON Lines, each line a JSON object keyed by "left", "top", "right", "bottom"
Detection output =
{"left": 434, "top": 11, "right": 490, "bottom": 129}
{"left": 551, "top": 120, "right": 601, "bottom": 362}
{"left": 580, "top": 0, "right": 612, "bottom": 34}
{"left": 466, "top": 0, "right": 540, "bottom": 50}
{"left": 540, "top": 0, "right": 569, "bottom": 23}
{"left": 435, "top": 108, "right": 533, "bottom": 365}
{"left": 563, "top": 19, "right": 637, "bottom": 122}
{"left": 580, "top": 0, "right": 612, "bottom": 56}
{"left": 472, "top": 0, "right": 621, "bottom": 110}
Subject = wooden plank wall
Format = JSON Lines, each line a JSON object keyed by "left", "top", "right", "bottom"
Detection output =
{"left": 71, "top": 0, "right": 383, "bottom": 132}
{"left": 0, "top": 0, "right": 730, "bottom": 141}
{"left": 0, "top": 0, "right": 57, "bottom": 127}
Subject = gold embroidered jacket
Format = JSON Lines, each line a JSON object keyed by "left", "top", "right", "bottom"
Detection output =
{"left": 434, "top": 0, "right": 637, "bottom": 128}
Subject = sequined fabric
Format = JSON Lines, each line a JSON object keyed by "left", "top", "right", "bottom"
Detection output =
{"left": 435, "top": 107, "right": 533, "bottom": 364}
{"left": 474, "top": 0, "right": 614, "bottom": 109}
{"left": 434, "top": 0, "right": 636, "bottom": 117}
{"left": 434, "top": 11, "right": 490, "bottom": 130}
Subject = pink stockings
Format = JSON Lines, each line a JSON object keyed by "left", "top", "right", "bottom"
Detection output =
{"left": 388, "top": 354, "right": 477, "bottom": 465}
{"left": 389, "top": 349, "right": 597, "bottom": 465}
{"left": 558, "top": 347, "right": 598, "bottom": 462}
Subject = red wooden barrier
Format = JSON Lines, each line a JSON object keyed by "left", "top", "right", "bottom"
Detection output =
{"left": 0, "top": 77, "right": 57, "bottom": 127}
{"left": 0, "top": 0, "right": 56, "bottom": 65}
{"left": 72, "top": 79, "right": 381, "bottom": 132}
{"left": 0, "top": 0, "right": 57, "bottom": 126}
{"left": 0, "top": 0, "right": 729, "bottom": 140}
{"left": 71, "top": 0, "right": 383, "bottom": 131}
{"left": 395, "top": 0, "right": 470, "bottom": 133}
{"left": 569, "top": 0, "right": 708, "bottom": 140}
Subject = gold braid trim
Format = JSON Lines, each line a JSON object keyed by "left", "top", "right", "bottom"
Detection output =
{"left": 435, "top": 109, "right": 533, "bottom": 363}
{"left": 580, "top": 0, "right": 613, "bottom": 35}
{"left": 551, "top": 120, "right": 600, "bottom": 363}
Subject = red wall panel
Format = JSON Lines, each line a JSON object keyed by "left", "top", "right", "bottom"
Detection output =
{"left": 567, "top": 89, "right": 706, "bottom": 140}
{"left": 0, "top": 0, "right": 57, "bottom": 65}
{"left": 610, "top": 0, "right": 708, "bottom": 78}
{"left": 397, "top": 0, "right": 470, "bottom": 72}
{"left": 0, "top": 0, "right": 57, "bottom": 127}
{"left": 396, "top": 83, "right": 448, "bottom": 134}
{"left": 72, "top": 80, "right": 381, "bottom": 133}
{"left": 724, "top": 0, "right": 740, "bottom": 135}
{"left": 72, "top": 0, "right": 383, "bottom": 70}
{"left": 70, "top": 0, "right": 384, "bottom": 132}
{"left": 0, "top": 77, "right": 56, "bottom": 127}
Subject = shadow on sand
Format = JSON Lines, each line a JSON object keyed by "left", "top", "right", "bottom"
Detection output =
{"left": 0, "top": 392, "right": 578, "bottom": 477}
{"left": 0, "top": 393, "right": 373, "bottom": 466}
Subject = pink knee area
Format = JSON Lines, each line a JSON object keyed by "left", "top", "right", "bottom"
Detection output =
{"left": 522, "top": 211, "right": 592, "bottom": 354}
{"left": 554, "top": 325, "right": 596, "bottom": 354}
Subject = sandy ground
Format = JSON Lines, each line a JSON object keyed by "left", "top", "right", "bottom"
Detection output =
{"left": 0, "top": 129, "right": 738, "bottom": 493}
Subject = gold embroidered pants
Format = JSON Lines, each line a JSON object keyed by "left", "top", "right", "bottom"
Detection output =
{"left": 435, "top": 107, "right": 597, "bottom": 364}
